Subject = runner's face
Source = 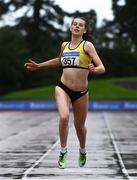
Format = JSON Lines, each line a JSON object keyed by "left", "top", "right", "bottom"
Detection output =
{"left": 70, "top": 18, "right": 87, "bottom": 36}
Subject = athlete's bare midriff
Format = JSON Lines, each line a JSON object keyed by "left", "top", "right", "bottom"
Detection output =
{"left": 60, "top": 68, "right": 89, "bottom": 91}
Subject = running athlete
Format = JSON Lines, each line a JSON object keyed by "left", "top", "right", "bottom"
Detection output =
{"left": 24, "top": 17, "right": 105, "bottom": 169}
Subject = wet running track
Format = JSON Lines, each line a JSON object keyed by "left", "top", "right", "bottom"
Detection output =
{"left": 0, "top": 111, "right": 137, "bottom": 180}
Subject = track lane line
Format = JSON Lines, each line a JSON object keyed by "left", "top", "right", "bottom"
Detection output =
{"left": 21, "top": 115, "right": 74, "bottom": 180}
{"left": 22, "top": 138, "right": 60, "bottom": 180}
{"left": 103, "top": 112, "right": 134, "bottom": 180}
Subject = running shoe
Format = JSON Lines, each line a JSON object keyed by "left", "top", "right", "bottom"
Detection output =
{"left": 79, "top": 152, "right": 86, "bottom": 167}
{"left": 58, "top": 151, "right": 67, "bottom": 169}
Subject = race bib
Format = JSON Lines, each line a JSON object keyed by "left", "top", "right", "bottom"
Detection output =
{"left": 61, "top": 52, "right": 80, "bottom": 66}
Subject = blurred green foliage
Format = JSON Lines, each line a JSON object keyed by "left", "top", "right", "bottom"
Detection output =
{"left": 0, "top": 26, "right": 29, "bottom": 94}
{"left": 0, "top": 0, "right": 137, "bottom": 96}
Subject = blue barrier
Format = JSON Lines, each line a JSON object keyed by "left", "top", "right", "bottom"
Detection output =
{"left": 0, "top": 101, "right": 56, "bottom": 110}
{"left": 89, "top": 101, "right": 137, "bottom": 110}
{"left": 0, "top": 101, "right": 137, "bottom": 110}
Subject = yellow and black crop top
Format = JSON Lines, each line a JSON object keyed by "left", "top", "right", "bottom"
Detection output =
{"left": 60, "top": 40, "right": 91, "bottom": 69}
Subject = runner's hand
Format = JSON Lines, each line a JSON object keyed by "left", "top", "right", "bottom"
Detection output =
{"left": 24, "top": 59, "right": 39, "bottom": 71}
{"left": 88, "top": 63, "right": 95, "bottom": 73}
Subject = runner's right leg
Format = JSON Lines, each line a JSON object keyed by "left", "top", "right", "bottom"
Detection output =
{"left": 55, "top": 86, "right": 71, "bottom": 168}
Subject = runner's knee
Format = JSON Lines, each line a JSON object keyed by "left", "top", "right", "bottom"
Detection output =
{"left": 60, "top": 114, "right": 69, "bottom": 126}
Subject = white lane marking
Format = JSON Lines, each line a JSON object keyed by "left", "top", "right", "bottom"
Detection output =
{"left": 22, "top": 139, "right": 60, "bottom": 180}
{"left": 103, "top": 112, "right": 134, "bottom": 180}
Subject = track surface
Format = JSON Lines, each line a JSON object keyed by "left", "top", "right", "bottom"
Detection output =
{"left": 0, "top": 111, "right": 137, "bottom": 180}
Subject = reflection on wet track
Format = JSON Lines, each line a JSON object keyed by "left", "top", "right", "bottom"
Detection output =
{"left": 0, "top": 111, "right": 137, "bottom": 179}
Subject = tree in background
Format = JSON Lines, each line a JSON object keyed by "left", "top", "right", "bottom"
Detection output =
{"left": 0, "top": 0, "right": 67, "bottom": 90}
{"left": 0, "top": 0, "right": 68, "bottom": 56}
{"left": 112, "top": 0, "right": 137, "bottom": 47}
{"left": 94, "top": 0, "right": 137, "bottom": 77}
{"left": 0, "top": 26, "right": 29, "bottom": 94}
